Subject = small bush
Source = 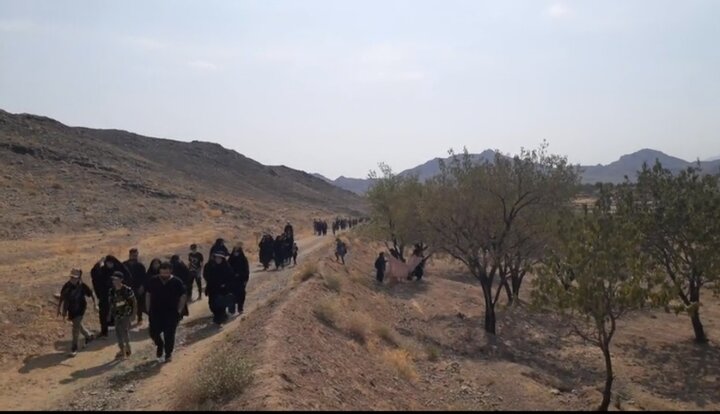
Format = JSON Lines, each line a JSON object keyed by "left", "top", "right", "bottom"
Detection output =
{"left": 314, "top": 298, "right": 340, "bottom": 327}
{"left": 50, "top": 182, "right": 63, "bottom": 190}
{"left": 207, "top": 209, "right": 223, "bottom": 218}
{"left": 382, "top": 349, "right": 418, "bottom": 382}
{"left": 425, "top": 345, "right": 440, "bottom": 362}
{"left": 293, "top": 263, "right": 318, "bottom": 283}
{"left": 323, "top": 273, "right": 342, "bottom": 292}
{"left": 346, "top": 312, "right": 371, "bottom": 344}
{"left": 374, "top": 324, "right": 400, "bottom": 347}
{"left": 182, "top": 349, "right": 253, "bottom": 409}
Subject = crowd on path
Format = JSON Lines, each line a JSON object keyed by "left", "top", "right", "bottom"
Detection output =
{"left": 56, "top": 222, "right": 301, "bottom": 364}
{"left": 55, "top": 216, "right": 423, "bottom": 369}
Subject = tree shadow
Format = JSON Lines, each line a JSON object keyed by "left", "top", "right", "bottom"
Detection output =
{"left": 620, "top": 340, "right": 720, "bottom": 407}
{"left": 18, "top": 352, "right": 73, "bottom": 373}
{"left": 381, "top": 279, "right": 431, "bottom": 299}
{"left": 58, "top": 360, "right": 122, "bottom": 384}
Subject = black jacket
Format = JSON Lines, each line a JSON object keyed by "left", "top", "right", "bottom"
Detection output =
{"left": 171, "top": 259, "right": 193, "bottom": 290}
{"left": 123, "top": 260, "right": 148, "bottom": 291}
{"left": 202, "top": 260, "right": 234, "bottom": 296}
{"left": 229, "top": 250, "right": 250, "bottom": 288}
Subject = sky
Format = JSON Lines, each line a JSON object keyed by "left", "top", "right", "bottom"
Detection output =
{"left": 1, "top": 0, "right": 719, "bottom": 179}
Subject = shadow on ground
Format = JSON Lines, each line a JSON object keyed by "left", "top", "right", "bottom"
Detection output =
{"left": 621, "top": 339, "right": 720, "bottom": 407}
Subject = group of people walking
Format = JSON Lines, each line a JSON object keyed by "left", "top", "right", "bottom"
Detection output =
{"left": 56, "top": 236, "right": 256, "bottom": 363}
{"left": 258, "top": 222, "right": 298, "bottom": 271}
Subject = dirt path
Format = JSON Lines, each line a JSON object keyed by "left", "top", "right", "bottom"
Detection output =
{"left": 0, "top": 235, "right": 333, "bottom": 411}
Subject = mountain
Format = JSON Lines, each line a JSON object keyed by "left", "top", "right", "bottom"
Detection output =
{"left": 704, "top": 155, "right": 720, "bottom": 162}
{"left": 321, "top": 148, "right": 720, "bottom": 194}
{"left": 0, "top": 109, "right": 365, "bottom": 239}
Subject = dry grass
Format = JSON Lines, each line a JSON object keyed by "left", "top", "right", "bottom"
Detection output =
{"left": 313, "top": 298, "right": 340, "bottom": 327}
{"left": 179, "top": 348, "right": 253, "bottom": 409}
{"left": 293, "top": 263, "right": 318, "bottom": 283}
{"left": 374, "top": 324, "right": 401, "bottom": 347}
{"left": 382, "top": 349, "right": 418, "bottom": 382}
{"left": 346, "top": 312, "right": 372, "bottom": 344}
{"left": 207, "top": 209, "right": 223, "bottom": 218}
{"left": 425, "top": 345, "right": 441, "bottom": 362}
{"left": 322, "top": 273, "right": 342, "bottom": 292}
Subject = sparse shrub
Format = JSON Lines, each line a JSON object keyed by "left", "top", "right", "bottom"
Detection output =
{"left": 314, "top": 298, "right": 340, "bottom": 326}
{"left": 50, "top": 182, "right": 63, "bottom": 190}
{"left": 425, "top": 345, "right": 440, "bottom": 362}
{"left": 181, "top": 349, "right": 253, "bottom": 409}
{"left": 207, "top": 209, "right": 223, "bottom": 218}
{"left": 346, "top": 312, "right": 371, "bottom": 344}
{"left": 293, "top": 263, "right": 318, "bottom": 283}
{"left": 323, "top": 273, "right": 342, "bottom": 292}
{"left": 382, "top": 349, "right": 417, "bottom": 381}
{"left": 374, "top": 324, "right": 400, "bottom": 347}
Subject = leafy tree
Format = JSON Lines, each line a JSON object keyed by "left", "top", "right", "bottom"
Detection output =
{"left": 421, "top": 143, "right": 578, "bottom": 334}
{"left": 366, "top": 163, "right": 425, "bottom": 262}
{"left": 532, "top": 189, "right": 653, "bottom": 411}
{"left": 620, "top": 162, "right": 720, "bottom": 343}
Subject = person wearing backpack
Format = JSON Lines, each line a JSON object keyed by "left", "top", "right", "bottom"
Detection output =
{"left": 58, "top": 269, "right": 97, "bottom": 357}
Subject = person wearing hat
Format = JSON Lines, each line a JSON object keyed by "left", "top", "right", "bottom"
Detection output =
{"left": 203, "top": 249, "right": 233, "bottom": 325}
{"left": 108, "top": 271, "right": 137, "bottom": 360}
{"left": 187, "top": 244, "right": 204, "bottom": 301}
{"left": 58, "top": 269, "right": 97, "bottom": 357}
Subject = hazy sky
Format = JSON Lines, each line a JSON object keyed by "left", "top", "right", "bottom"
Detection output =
{"left": 1, "top": 0, "right": 719, "bottom": 179}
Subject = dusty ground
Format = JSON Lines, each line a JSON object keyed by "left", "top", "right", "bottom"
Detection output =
{"left": 1, "top": 229, "right": 719, "bottom": 411}
{"left": 0, "top": 231, "right": 338, "bottom": 410}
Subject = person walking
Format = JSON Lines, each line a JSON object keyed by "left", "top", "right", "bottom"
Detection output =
{"left": 203, "top": 250, "right": 233, "bottom": 325}
{"left": 187, "top": 244, "right": 204, "bottom": 301}
{"left": 146, "top": 262, "right": 187, "bottom": 363}
{"left": 108, "top": 272, "right": 137, "bottom": 360}
{"left": 374, "top": 252, "right": 387, "bottom": 284}
{"left": 292, "top": 242, "right": 299, "bottom": 266}
{"left": 228, "top": 245, "right": 250, "bottom": 316}
{"left": 123, "top": 248, "right": 147, "bottom": 325}
{"left": 335, "top": 238, "right": 348, "bottom": 265}
{"left": 58, "top": 269, "right": 96, "bottom": 357}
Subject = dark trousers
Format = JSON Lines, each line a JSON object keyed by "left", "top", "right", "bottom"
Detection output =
{"left": 376, "top": 270, "right": 384, "bottom": 283}
{"left": 228, "top": 284, "right": 247, "bottom": 314}
{"left": 209, "top": 293, "right": 228, "bottom": 324}
{"left": 149, "top": 314, "right": 178, "bottom": 357}
{"left": 293, "top": 253, "right": 297, "bottom": 265}
{"left": 135, "top": 291, "right": 146, "bottom": 323}
{"left": 188, "top": 271, "right": 202, "bottom": 299}
{"left": 98, "top": 300, "right": 110, "bottom": 335}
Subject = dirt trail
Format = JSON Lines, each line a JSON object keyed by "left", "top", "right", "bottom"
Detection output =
{"left": 0, "top": 234, "right": 333, "bottom": 411}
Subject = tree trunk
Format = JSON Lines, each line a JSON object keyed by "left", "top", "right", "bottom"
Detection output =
{"left": 503, "top": 280, "right": 513, "bottom": 305}
{"left": 598, "top": 344, "right": 613, "bottom": 411}
{"left": 482, "top": 284, "right": 496, "bottom": 335}
{"left": 511, "top": 276, "right": 522, "bottom": 304}
{"left": 689, "top": 283, "right": 708, "bottom": 343}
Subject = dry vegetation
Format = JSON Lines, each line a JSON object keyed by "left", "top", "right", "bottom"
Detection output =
{"left": 178, "top": 347, "right": 254, "bottom": 410}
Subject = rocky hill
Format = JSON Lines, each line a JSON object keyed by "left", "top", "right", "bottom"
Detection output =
{"left": 0, "top": 109, "right": 366, "bottom": 239}
{"left": 322, "top": 148, "right": 720, "bottom": 194}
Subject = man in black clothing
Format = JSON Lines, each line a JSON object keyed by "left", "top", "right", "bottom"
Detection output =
{"left": 58, "top": 269, "right": 96, "bottom": 356}
{"left": 146, "top": 262, "right": 186, "bottom": 363}
{"left": 123, "top": 248, "right": 147, "bottom": 325}
{"left": 187, "top": 244, "right": 204, "bottom": 301}
{"left": 203, "top": 250, "right": 233, "bottom": 325}
{"left": 374, "top": 252, "right": 387, "bottom": 284}
{"left": 90, "top": 258, "right": 111, "bottom": 337}
{"left": 170, "top": 255, "right": 192, "bottom": 318}
{"left": 228, "top": 246, "right": 250, "bottom": 316}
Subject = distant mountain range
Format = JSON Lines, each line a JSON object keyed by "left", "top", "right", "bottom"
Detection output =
{"left": 318, "top": 149, "right": 720, "bottom": 195}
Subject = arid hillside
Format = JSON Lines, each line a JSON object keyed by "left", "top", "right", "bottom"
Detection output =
{"left": 0, "top": 109, "right": 365, "bottom": 240}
